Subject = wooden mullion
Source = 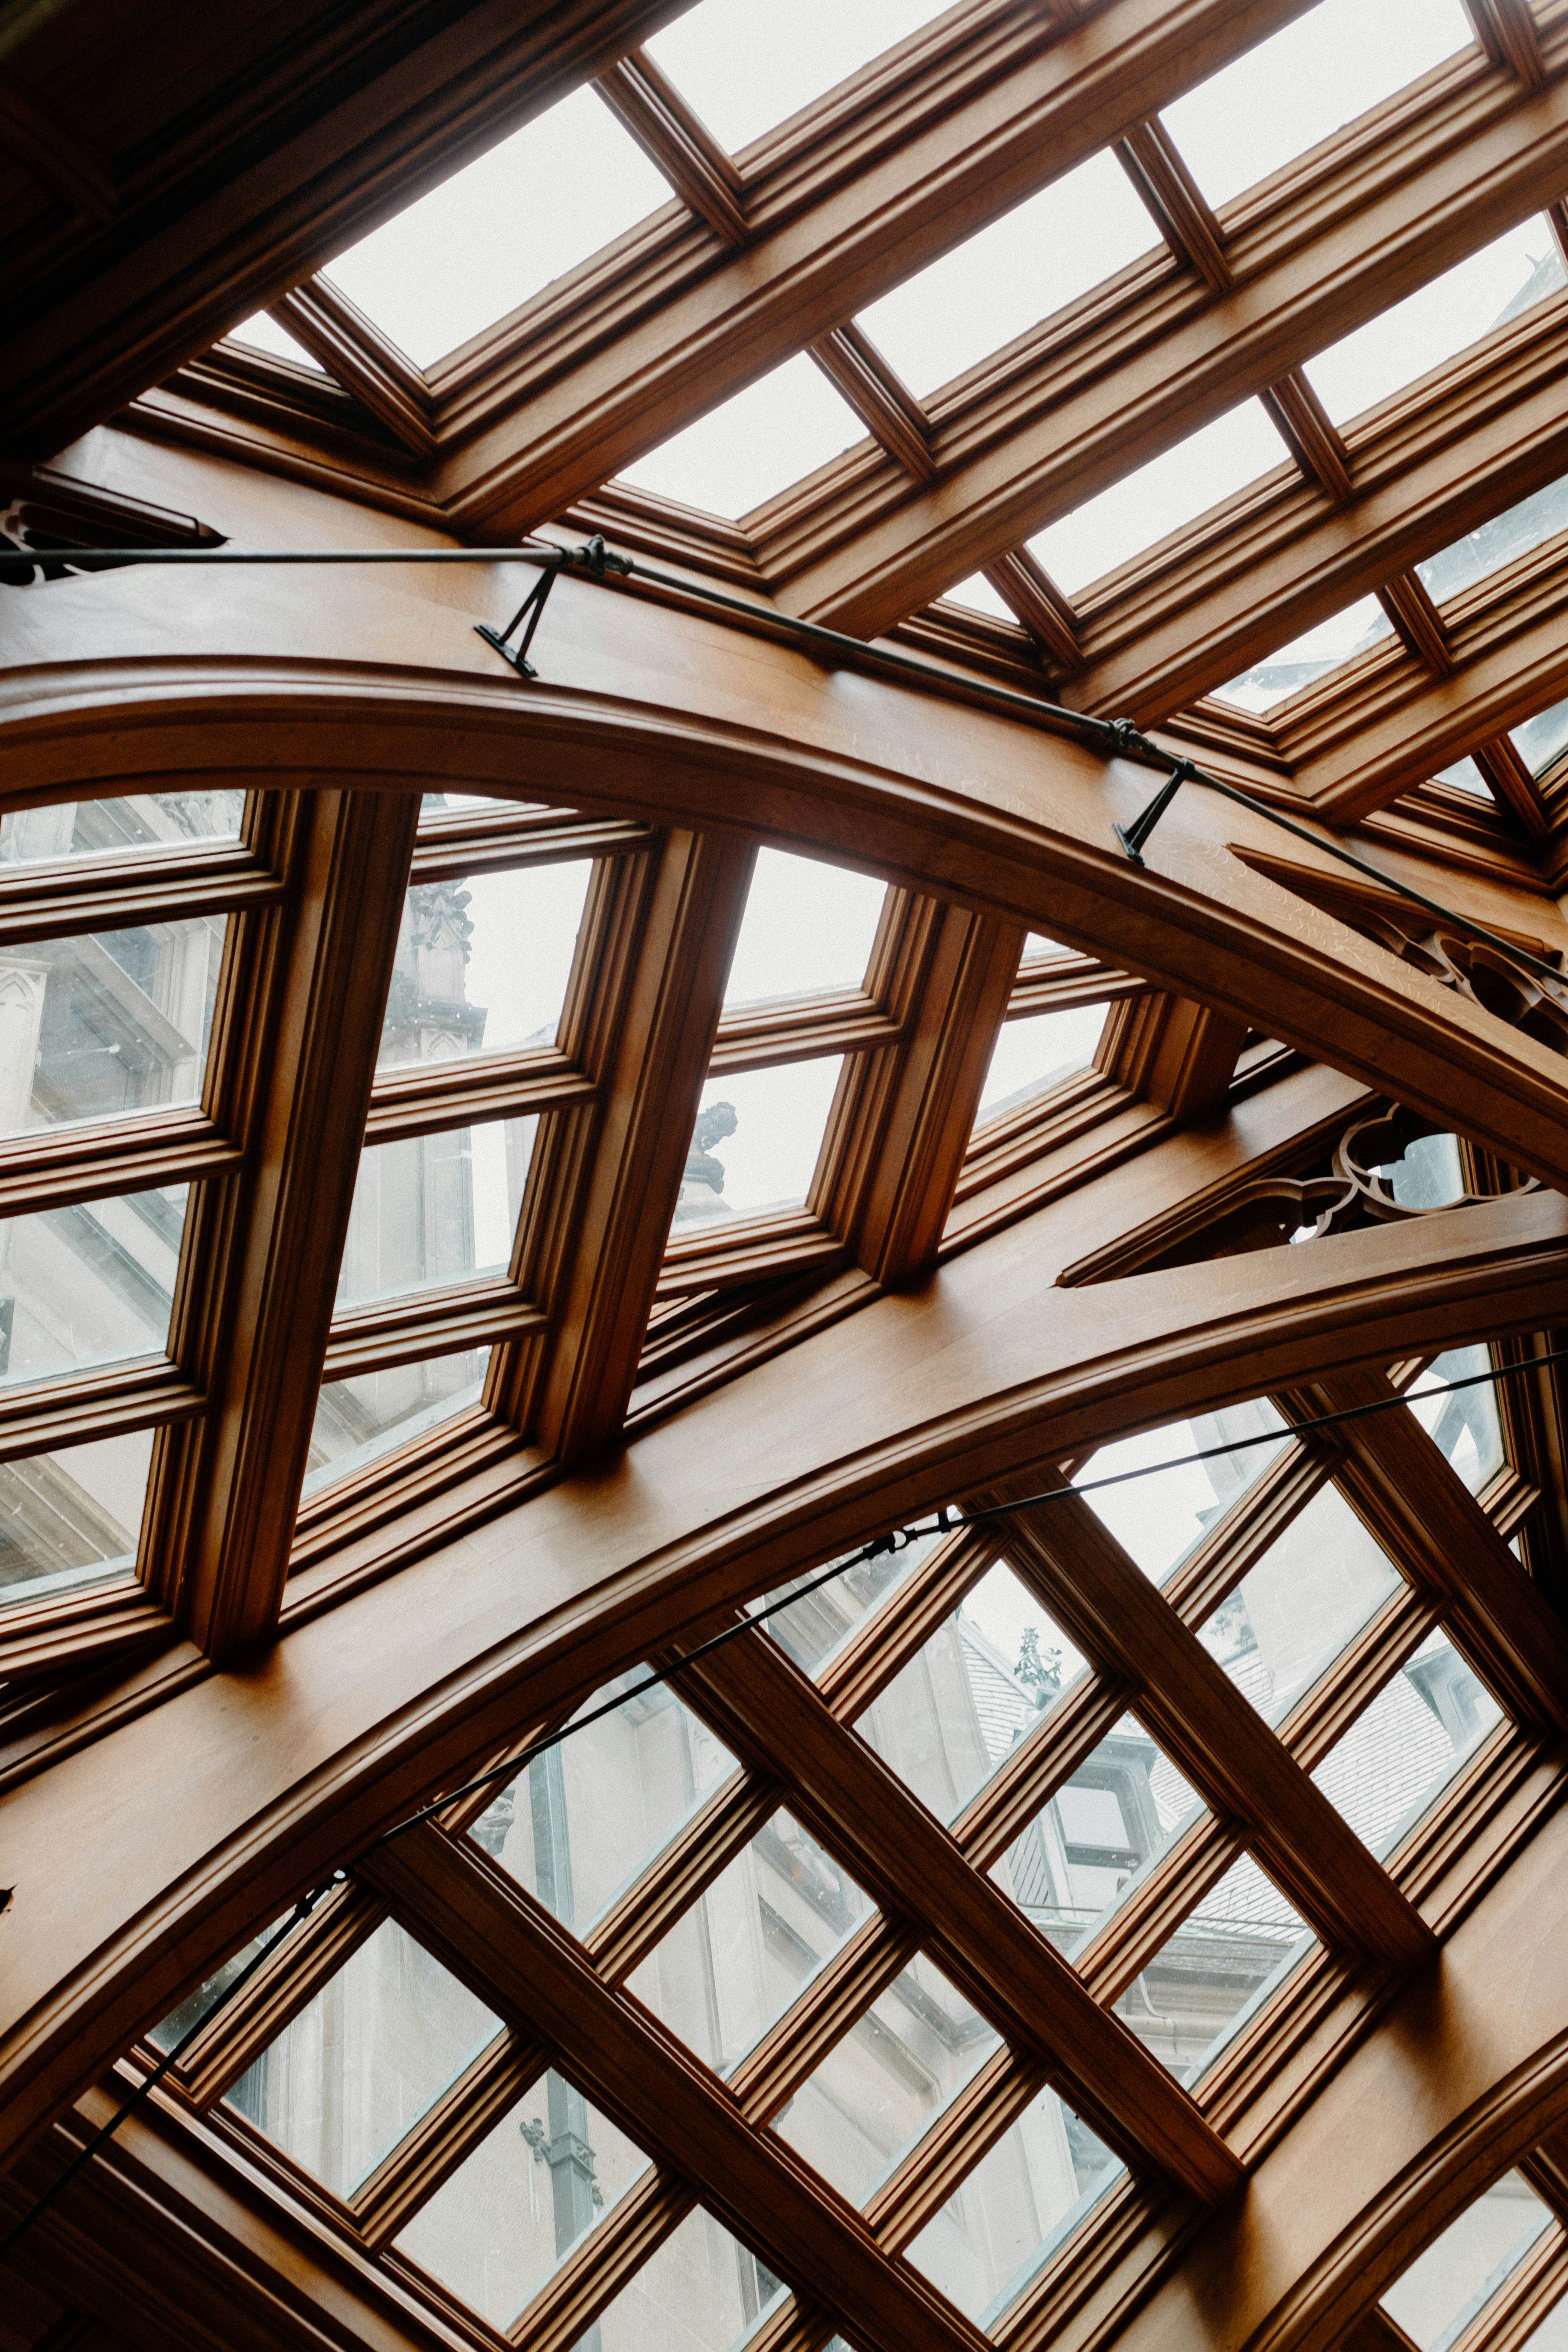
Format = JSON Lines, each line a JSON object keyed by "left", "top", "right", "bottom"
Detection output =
{"left": 1008, "top": 960, "right": 1139, "bottom": 1017}
{"left": 273, "top": 279, "right": 436, "bottom": 458}
{"left": 865, "top": 2047, "right": 1048, "bottom": 2251}
{"left": 1444, "top": 2221, "right": 1568, "bottom": 2352}
{"left": 949, "top": 1672, "right": 1133, "bottom": 1873}
{"left": 0, "top": 1112, "right": 243, "bottom": 1218}
{"left": 596, "top": 50, "right": 747, "bottom": 245}
{"left": 502, "top": 2167, "right": 701, "bottom": 2352}
{"left": 0, "top": 1585, "right": 173, "bottom": 1684}
{"left": 363, "top": 1052, "right": 595, "bottom": 1145}
{"left": 730, "top": 1915, "right": 923, "bottom": 2125}
{"left": 808, "top": 325, "right": 937, "bottom": 482}
{"left": 0, "top": 855, "right": 282, "bottom": 943}
{"left": 655, "top": 1215, "right": 848, "bottom": 1302}
{"left": 1163, "top": 1443, "right": 1326, "bottom": 1627}
{"left": 1474, "top": 736, "right": 1552, "bottom": 842}
{"left": 1261, "top": 372, "right": 1354, "bottom": 502}
{"left": 321, "top": 1286, "right": 546, "bottom": 1381}
{"left": 1378, "top": 572, "right": 1455, "bottom": 677}
{"left": 586, "top": 1773, "right": 787, "bottom": 1985}
{"left": 0, "top": 1363, "right": 202, "bottom": 1462}
{"left": 1072, "top": 1821, "right": 1248, "bottom": 2010}
{"left": 353, "top": 2028, "right": 545, "bottom": 2250}
{"left": 1271, "top": 1586, "right": 1443, "bottom": 1776}
{"left": 981, "top": 548, "right": 1082, "bottom": 668}
{"left": 709, "top": 996, "right": 902, "bottom": 1073}
{"left": 1114, "top": 119, "right": 1231, "bottom": 293}
{"left": 816, "top": 1526, "right": 997, "bottom": 1721}
{"left": 171, "top": 1882, "right": 388, "bottom": 2107}
{"left": 1466, "top": 0, "right": 1549, "bottom": 84}
{"left": 409, "top": 816, "right": 655, "bottom": 883}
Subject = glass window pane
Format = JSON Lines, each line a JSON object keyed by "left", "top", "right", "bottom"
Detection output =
{"left": 1511, "top": 693, "right": 1568, "bottom": 781}
{"left": 1434, "top": 756, "right": 1491, "bottom": 798}
{"left": 1406, "top": 1346, "right": 1504, "bottom": 1494}
{"left": 976, "top": 1006, "right": 1105, "bottom": 1126}
{"left": 1114, "top": 1854, "right": 1312, "bottom": 2084}
{"left": 230, "top": 313, "right": 325, "bottom": 370}
{"left": 379, "top": 864, "right": 591, "bottom": 1071}
{"left": 1075, "top": 1399, "right": 1287, "bottom": 1585}
{"left": 905, "top": 2083, "right": 1122, "bottom": 2329}
{"left": 1303, "top": 220, "right": 1565, "bottom": 428}
{"left": 645, "top": 0, "right": 955, "bottom": 155}
{"left": 617, "top": 352, "right": 864, "bottom": 519}
{"left": 471, "top": 1677, "right": 739, "bottom": 1936}
{"left": 228, "top": 1919, "right": 501, "bottom": 2198}
{"left": 0, "top": 1427, "right": 152, "bottom": 1609}
{"left": 0, "top": 1183, "right": 187, "bottom": 1386}
{"left": 855, "top": 1561, "right": 1090, "bottom": 1822}
{"left": 856, "top": 152, "right": 1159, "bottom": 402}
{"left": 674, "top": 1058, "right": 843, "bottom": 1231}
{"left": 303, "top": 1347, "right": 490, "bottom": 1495}
{"left": 1382, "top": 2173, "right": 1554, "bottom": 2350}
{"left": 945, "top": 573, "right": 1020, "bottom": 622}
{"left": 325, "top": 86, "right": 673, "bottom": 368}
{"left": 1158, "top": 0, "right": 1475, "bottom": 215}
{"left": 589, "top": 2202, "right": 786, "bottom": 2352}
{"left": 0, "top": 791, "right": 244, "bottom": 864}
{"left": 1213, "top": 595, "right": 1393, "bottom": 714}
{"left": 990, "top": 1715, "right": 1202, "bottom": 1958}
{"left": 772, "top": 1956, "right": 1000, "bottom": 2208}
{"left": 0, "top": 915, "right": 225, "bottom": 1135}
{"left": 724, "top": 849, "right": 887, "bottom": 1009}
{"left": 336, "top": 1117, "right": 537, "bottom": 1307}
{"left": 1519, "top": 2287, "right": 1568, "bottom": 2352}
{"left": 752, "top": 1525, "right": 947, "bottom": 1678}
{"left": 1028, "top": 400, "right": 1289, "bottom": 600}
{"left": 1312, "top": 1629, "right": 1504, "bottom": 1860}
{"left": 394, "top": 2071, "right": 650, "bottom": 2331}
{"left": 1374, "top": 1130, "right": 1467, "bottom": 1210}
{"left": 625, "top": 1807, "right": 873, "bottom": 2075}
{"left": 149, "top": 1914, "right": 290, "bottom": 2052}
{"left": 1416, "top": 472, "right": 1568, "bottom": 605}
{"left": 1196, "top": 1482, "right": 1403, "bottom": 1729}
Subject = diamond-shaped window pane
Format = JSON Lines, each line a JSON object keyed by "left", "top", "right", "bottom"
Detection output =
{"left": 617, "top": 352, "right": 865, "bottom": 520}
{"left": 1311, "top": 1629, "right": 1503, "bottom": 1860}
{"left": 975, "top": 1006, "right": 1107, "bottom": 1127}
{"left": 905, "top": 2083, "right": 1123, "bottom": 2329}
{"left": 1406, "top": 1346, "right": 1504, "bottom": 1493}
{"left": 1196, "top": 1480, "right": 1403, "bottom": 1729}
{"left": 1113, "top": 1854, "right": 1312, "bottom": 2084}
{"left": 989, "top": 1715, "right": 1203, "bottom": 1959}
{"left": 1213, "top": 594, "right": 1394, "bottom": 714}
{"left": 1381, "top": 2172, "right": 1554, "bottom": 2350}
{"left": 379, "top": 862, "right": 592, "bottom": 1073}
{"left": 724, "top": 848, "right": 887, "bottom": 1009}
{"left": 645, "top": 0, "right": 956, "bottom": 156}
{"left": 625, "top": 1807, "right": 873, "bottom": 2075}
{"left": 225, "top": 1919, "right": 501, "bottom": 2199}
{"left": 771, "top": 1957, "right": 1000, "bottom": 2209}
{"left": 1075, "top": 1398, "right": 1287, "bottom": 1585}
{"left": 854, "top": 1562, "right": 1090, "bottom": 1823}
{"left": 751, "top": 1525, "right": 945, "bottom": 1678}
{"left": 585, "top": 2201, "right": 788, "bottom": 2350}
{"left": 1512, "top": 693, "right": 1568, "bottom": 782}
{"left": 1416, "top": 471, "right": 1568, "bottom": 606}
{"left": 393, "top": 2072, "right": 651, "bottom": 2332}
{"left": 472, "top": 1679, "right": 739, "bottom": 1935}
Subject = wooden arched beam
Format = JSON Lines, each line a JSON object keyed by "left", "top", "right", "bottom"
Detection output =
{"left": 5, "top": 559, "right": 1568, "bottom": 1187}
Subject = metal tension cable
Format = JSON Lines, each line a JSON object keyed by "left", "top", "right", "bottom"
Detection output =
{"left": 5, "top": 1344, "right": 1564, "bottom": 2264}
{"left": 26, "top": 536, "right": 1568, "bottom": 995}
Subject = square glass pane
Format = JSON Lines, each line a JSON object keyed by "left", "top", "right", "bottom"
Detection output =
{"left": 394, "top": 2071, "right": 651, "bottom": 2330}
{"left": 990, "top": 1715, "right": 1202, "bottom": 1958}
{"left": 336, "top": 1116, "right": 536, "bottom": 1307}
{"left": 617, "top": 352, "right": 864, "bottom": 519}
{"left": 1511, "top": 692, "right": 1568, "bottom": 781}
{"left": 303, "top": 1347, "right": 490, "bottom": 1495}
{"left": 1406, "top": 1346, "right": 1504, "bottom": 1494}
{"left": 1382, "top": 2172, "right": 1553, "bottom": 2350}
{"left": 1075, "top": 1398, "right": 1287, "bottom": 1585}
{"left": 673, "top": 1058, "right": 843, "bottom": 1232}
{"left": 230, "top": 313, "right": 325, "bottom": 370}
{"left": 471, "top": 1676, "right": 739, "bottom": 1935}
{"left": 379, "top": 864, "right": 591, "bottom": 1071}
{"left": 854, "top": 1561, "right": 1090, "bottom": 1822}
{"left": 1196, "top": 1481, "right": 1403, "bottom": 1728}
{"left": 772, "top": 1956, "right": 999, "bottom": 2208}
{"left": 724, "top": 848, "right": 886, "bottom": 1009}
{"left": 625, "top": 1807, "right": 873, "bottom": 2075}
{"left": 1159, "top": 0, "right": 1475, "bottom": 215}
{"left": 855, "top": 151, "right": 1160, "bottom": 401}
{"left": 0, "top": 915, "right": 225, "bottom": 1135}
{"left": 0, "top": 1182, "right": 186, "bottom": 1387}
{"left": 976, "top": 1006, "right": 1106, "bottom": 1126}
{"left": 905, "top": 2083, "right": 1121, "bottom": 2329}
{"left": 1416, "top": 472, "right": 1568, "bottom": 606}
{"left": 1028, "top": 400, "right": 1289, "bottom": 601}
{"left": 750, "top": 1523, "right": 947, "bottom": 1677}
{"left": 1213, "top": 595, "right": 1393, "bottom": 714}
{"left": 1311, "top": 1628, "right": 1504, "bottom": 1860}
{"left": 0, "top": 790, "right": 243, "bottom": 864}
{"left": 0, "top": 1427, "right": 152, "bottom": 1608}
{"left": 1113, "top": 1854, "right": 1312, "bottom": 2084}
{"left": 645, "top": 0, "right": 956, "bottom": 155}
{"left": 228, "top": 1919, "right": 501, "bottom": 2198}
{"left": 1303, "top": 219, "right": 1565, "bottom": 428}
{"left": 1434, "top": 756, "right": 1491, "bottom": 798}
{"left": 587, "top": 2202, "right": 786, "bottom": 2352}
{"left": 325, "top": 85, "right": 673, "bottom": 368}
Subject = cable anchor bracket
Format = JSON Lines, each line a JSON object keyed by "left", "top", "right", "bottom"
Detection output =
{"left": 475, "top": 536, "right": 632, "bottom": 679}
{"left": 1113, "top": 752, "right": 1197, "bottom": 864}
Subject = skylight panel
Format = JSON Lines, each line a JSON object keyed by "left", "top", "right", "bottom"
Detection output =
{"left": 643, "top": 0, "right": 957, "bottom": 156}
{"left": 336, "top": 1117, "right": 537, "bottom": 1307}
{"left": 1027, "top": 400, "right": 1291, "bottom": 602}
{"left": 0, "top": 1430, "right": 152, "bottom": 1611}
{"left": 976, "top": 1005, "right": 1106, "bottom": 1124}
{"left": 674, "top": 1058, "right": 843, "bottom": 1228}
{"left": 1212, "top": 593, "right": 1393, "bottom": 715}
{"left": 582, "top": 2205, "right": 784, "bottom": 2348}
{"left": 1407, "top": 1346, "right": 1504, "bottom": 1493}
{"left": 0, "top": 1183, "right": 186, "bottom": 1385}
{"left": 2, "top": 914, "right": 226, "bottom": 1136}
{"left": 1074, "top": 1400, "right": 1287, "bottom": 1585}
{"left": 1433, "top": 755, "right": 1491, "bottom": 797}
{"left": 1117, "top": 1856, "right": 1311, "bottom": 2086}
{"left": 1312, "top": 1627, "right": 1502, "bottom": 1860}
{"left": 304, "top": 1347, "right": 491, "bottom": 1494}
{"left": 378, "top": 862, "right": 591, "bottom": 1072}
{"left": 724, "top": 847, "right": 886, "bottom": 1008}
{"left": 1302, "top": 220, "right": 1566, "bottom": 429}
{"left": 323, "top": 85, "right": 673, "bottom": 369}
{"left": 1381, "top": 2173, "right": 1553, "bottom": 2350}
{"left": 0, "top": 788, "right": 243, "bottom": 862}
{"left": 1158, "top": 0, "right": 1475, "bottom": 216}
{"left": 854, "top": 151, "right": 1159, "bottom": 402}
{"left": 616, "top": 351, "right": 865, "bottom": 518}
{"left": 228, "top": 312, "right": 325, "bottom": 371}
{"left": 943, "top": 573, "right": 1018, "bottom": 622}
{"left": 1416, "top": 470, "right": 1568, "bottom": 605}
{"left": 1511, "top": 692, "right": 1568, "bottom": 779}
